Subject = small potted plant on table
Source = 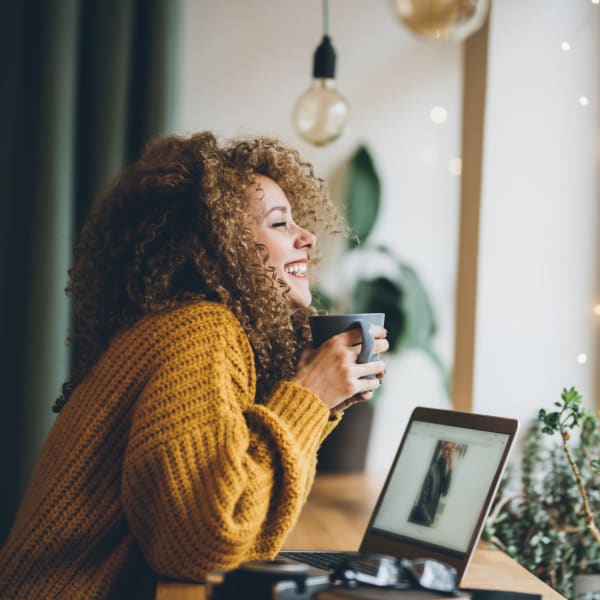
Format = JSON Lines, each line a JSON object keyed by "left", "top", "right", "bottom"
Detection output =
{"left": 486, "top": 388, "right": 600, "bottom": 598}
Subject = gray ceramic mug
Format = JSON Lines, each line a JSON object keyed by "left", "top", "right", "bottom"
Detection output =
{"left": 309, "top": 313, "right": 386, "bottom": 374}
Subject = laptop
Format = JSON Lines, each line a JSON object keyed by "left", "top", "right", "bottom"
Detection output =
{"left": 280, "top": 406, "right": 518, "bottom": 585}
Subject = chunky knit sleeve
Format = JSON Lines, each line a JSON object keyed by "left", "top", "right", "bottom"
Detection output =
{"left": 121, "top": 303, "right": 331, "bottom": 581}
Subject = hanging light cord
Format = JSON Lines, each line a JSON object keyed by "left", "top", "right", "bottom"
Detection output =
{"left": 322, "top": 0, "right": 330, "bottom": 36}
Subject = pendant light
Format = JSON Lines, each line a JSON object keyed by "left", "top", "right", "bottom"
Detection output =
{"left": 293, "top": 0, "right": 350, "bottom": 146}
{"left": 391, "top": 0, "right": 490, "bottom": 43}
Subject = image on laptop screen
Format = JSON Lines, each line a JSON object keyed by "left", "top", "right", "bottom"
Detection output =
{"left": 371, "top": 420, "right": 510, "bottom": 555}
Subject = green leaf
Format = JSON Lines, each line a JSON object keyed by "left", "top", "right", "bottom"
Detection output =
{"left": 394, "top": 260, "right": 437, "bottom": 352}
{"left": 562, "top": 387, "right": 582, "bottom": 405}
{"left": 392, "top": 259, "right": 450, "bottom": 395}
{"left": 344, "top": 146, "right": 381, "bottom": 248}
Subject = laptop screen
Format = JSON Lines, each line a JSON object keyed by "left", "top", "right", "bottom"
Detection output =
{"left": 370, "top": 419, "right": 511, "bottom": 554}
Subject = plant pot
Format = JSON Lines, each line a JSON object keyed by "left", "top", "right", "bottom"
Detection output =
{"left": 317, "top": 401, "right": 374, "bottom": 473}
{"left": 574, "top": 574, "right": 600, "bottom": 598}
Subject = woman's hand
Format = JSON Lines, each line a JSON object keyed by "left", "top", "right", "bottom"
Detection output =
{"left": 293, "top": 326, "right": 388, "bottom": 416}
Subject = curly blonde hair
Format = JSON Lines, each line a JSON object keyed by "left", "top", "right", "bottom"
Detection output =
{"left": 54, "top": 132, "right": 344, "bottom": 412}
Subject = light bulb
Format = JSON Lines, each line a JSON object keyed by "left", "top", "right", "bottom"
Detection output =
{"left": 293, "top": 80, "right": 349, "bottom": 146}
{"left": 391, "top": 0, "right": 490, "bottom": 43}
{"left": 293, "top": 35, "right": 349, "bottom": 146}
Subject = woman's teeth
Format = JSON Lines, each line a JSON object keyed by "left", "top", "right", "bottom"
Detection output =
{"left": 284, "top": 263, "right": 307, "bottom": 275}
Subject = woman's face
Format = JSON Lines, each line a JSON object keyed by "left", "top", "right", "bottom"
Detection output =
{"left": 247, "top": 175, "right": 316, "bottom": 307}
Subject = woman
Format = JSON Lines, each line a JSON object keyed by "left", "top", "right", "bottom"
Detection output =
{"left": 0, "top": 132, "right": 388, "bottom": 598}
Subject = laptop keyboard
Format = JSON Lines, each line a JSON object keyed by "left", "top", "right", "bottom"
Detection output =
{"left": 279, "top": 551, "right": 410, "bottom": 586}
{"left": 282, "top": 551, "right": 379, "bottom": 575}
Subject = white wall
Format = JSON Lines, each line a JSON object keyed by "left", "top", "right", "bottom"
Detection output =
{"left": 177, "top": 0, "right": 600, "bottom": 475}
{"left": 473, "top": 0, "right": 600, "bottom": 434}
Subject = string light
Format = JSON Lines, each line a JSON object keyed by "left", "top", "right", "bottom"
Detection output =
{"left": 594, "top": 304, "right": 600, "bottom": 316}
{"left": 560, "top": 42, "right": 571, "bottom": 51}
{"left": 579, "top": 96, "right": 590, "bottom": 106}
{"left": 577, "top": 353, "right": 588, "bottom": 365}
{"left": 430, "top": 106, "right": 448, "bottom": 124}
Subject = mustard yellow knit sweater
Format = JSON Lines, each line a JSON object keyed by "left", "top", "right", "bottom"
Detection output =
{"left": 0, "top": 302, "right": 338, "bottom": 599}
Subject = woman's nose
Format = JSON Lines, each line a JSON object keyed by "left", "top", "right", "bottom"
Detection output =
{"left": 294, "top": 225, "right": 316, "bottom": 249}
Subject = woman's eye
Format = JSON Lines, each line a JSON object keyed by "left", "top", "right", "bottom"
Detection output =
{"left": 272, "top": 221, "right": 287, "bottom": 228}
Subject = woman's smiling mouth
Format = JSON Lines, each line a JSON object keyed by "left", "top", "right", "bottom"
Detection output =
{"left": 284, "top": 260, "right": 308, "bottom": 277}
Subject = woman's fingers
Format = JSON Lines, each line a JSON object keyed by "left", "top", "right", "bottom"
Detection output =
{"left": 372, "top": 325, "right": 387, "bottom": 339}
{"left": 337, "top": 372, "right": 381, "bottom": 402}
{"left": 374, "top": 337, "right": 390, "bottom": 353}
{"left": 357, "top": 373, "right": 383, "bottom": 394}
{"left": 354, "top": 360, "right": 386, "bottom": 379}
{"left": 334, "top": 326, "right": 388, "bottom": 347}
{"left": 330, "top": 389, "right": 375, "bottom": 416}
{"left": 333, "top": 333, "right": 389, "bottom": 365}
{"left": 346, "top": 337, "right": 389, "bottom": 357}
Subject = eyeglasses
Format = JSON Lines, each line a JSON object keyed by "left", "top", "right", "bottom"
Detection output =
{"left": 401, "top": 558, "right": 458, "bottom": 595}
{"left": 329, "top": 555, "right": 458, "bottom": 595}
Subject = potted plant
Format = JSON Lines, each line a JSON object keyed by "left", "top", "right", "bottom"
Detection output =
{"left": 485, "top": 388, "right": 600, "bottom": 598}
{"left": 313, "top": 145, "right": 449, "bottom": 472}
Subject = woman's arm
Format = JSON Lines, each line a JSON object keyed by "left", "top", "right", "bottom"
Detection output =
{"left": 121, "top": 304, "right": 331, "bottom": 581}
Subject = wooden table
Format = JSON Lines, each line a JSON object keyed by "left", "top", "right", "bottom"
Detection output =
{"left": 156, "top": 473, "right": 565, "bottom": 599}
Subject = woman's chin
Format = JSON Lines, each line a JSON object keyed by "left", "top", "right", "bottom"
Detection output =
{"left": 289, "top": 290, "right": 312, "bottom": 308}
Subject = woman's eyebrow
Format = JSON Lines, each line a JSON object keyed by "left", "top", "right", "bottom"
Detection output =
{"left": 265, "top": 206, "right": 288, "bottom": 216}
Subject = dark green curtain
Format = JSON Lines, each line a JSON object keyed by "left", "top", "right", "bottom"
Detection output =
{"left": 0, "top": 0, "right": 179, "bottom": 543}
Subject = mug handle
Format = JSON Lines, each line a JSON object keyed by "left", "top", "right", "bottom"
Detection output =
{"left": 354, "top": 320, "right": 375, "bottom": 363}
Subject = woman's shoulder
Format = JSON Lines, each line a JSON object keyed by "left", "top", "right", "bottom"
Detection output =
{"left": 163, "top": 301, "right": 242, "bottom": 328}
{"left": 150, "top": 301, "right": 244, "bottom": 337}
{"left": 116, "top": 301, "right": 247, "bottom": 353}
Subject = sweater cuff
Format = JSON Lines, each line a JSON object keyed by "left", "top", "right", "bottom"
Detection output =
{"left": 320, "top": 412, "right": 342, "bottom": 442}
{"left": 264, "top": 381, "right": 330, "bottom": 456}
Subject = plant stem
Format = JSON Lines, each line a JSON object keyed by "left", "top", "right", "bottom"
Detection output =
{"left": 488, "top": 491, "right": 524, "bottom": 525}
{"left": 490, "top": 535, "right": 506, "bottom": 551}
{"left": 562, "top": 437, "right": 600, "bottom": 545}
